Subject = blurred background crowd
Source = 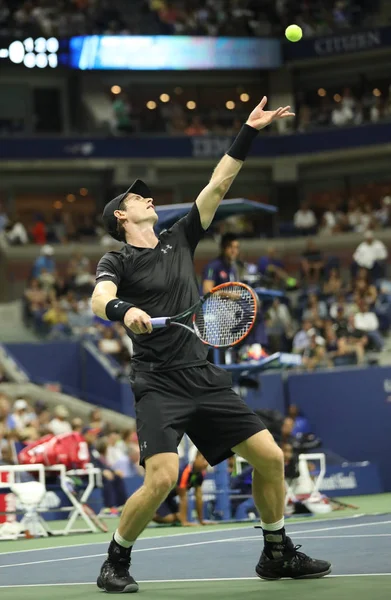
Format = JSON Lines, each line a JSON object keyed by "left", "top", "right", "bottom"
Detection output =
{"left": 16, "top": 224, "right": 390, "bottom": 374}
{"left": 0, "top": 0, "right": 380, "bottom": 39}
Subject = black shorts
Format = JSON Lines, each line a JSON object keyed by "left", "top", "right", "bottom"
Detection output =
{"left": 131, "top": 363, "right": 265, "bottom": 467}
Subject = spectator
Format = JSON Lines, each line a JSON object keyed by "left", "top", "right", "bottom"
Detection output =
{"left": 354, "top": 299, "right": 383, "bottom": 350}
{"left": 24, "top": 279, "right": 48, "bottom": 325}
{"left": 346, "top": 198, "right": 362, "bottom": 232}
{"left": 303, "top": 293, "right": 328, "bottom": 327}
{"left": 258, "top": 246, "right": 296, "bottom": 289}
{"left": 5, "top": 215, "right": 28, "bottom": 245}
{"left": 185, "top": 115, "right": 208, "bottom": 136}
{"left": 32, "top": 245, "right": 55, "bottom": 278}
{"left": 325, "top": 319, "right": 365, "bottom": 365}
{"left": 323, "top": 268, "right": 343, "bottom": 296}
{"left": 42, "top": 299, "right": 69, "bottom": 337}
{"left": 49, "top": 405, "right": 72, "bottom": 435}
{"left": 112, "top": 92, "right": 133, "bottom": 134}
{"left": 0, "top": 395, "right": 17, "bottom": 430}
{"left": 12, "top": 399, "right": 34, "bottom": 431}
{"left": 98, "top": 327, "right": 123, "bottom": 362}
{"left": 67, "top": 300, "right": 93, "bottom": 336}
{"left": 375, "top": 195, "right": 391, "bottom": 228}
{"left": 304, "top": 330, "right": 332, "bottom": 371}
{"left": 292, "top": 319, "right": 312, "bottom": 354}
{"left": 71, "top": 417, "right": 84, "bottom": 433}
{"left": 37, "top": 409, "right": 52, "bottom": 436}
{"left": 331, "top": 102, "right": 353, "bottom": 126}
{"left": 353, "top": 230, "right": 388, "bottom": 279}
{"left": 329, "top": 293, "right": 356, "bottom": 320}
{"left": 338, "top": 314, "right": 368, "bottom": 362}
{"left": 300, "top": 239, "right": 325, "bottom": 283}
{"left": 89, "top": 408, "right": 106, "bottom": 431}
{"left": 319, "top": 203, "right": 345, "bottom": 235}
{"left": 370, "top": 98, "right": 385, "bottom": 123}
{"left": 353, "top": 269, "right": 378, "bottom": 306}
{"left": 31, "top": 215, "right": 47, "bottom": 245}
{"left": 265, "top": 298, "right": 294, "bottom": 352}
{"left": 293, "top": 202, "right": 317, "bottom": 235}
{"left": 87, "top": 432, "right": 128, "bottom": 516}
{"left": 202, "top": 233, "right": 240, "bottom": 294}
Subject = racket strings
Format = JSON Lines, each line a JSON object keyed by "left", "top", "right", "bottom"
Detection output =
{"left": 194, "top": 285, "right": 257, "bottom": 347}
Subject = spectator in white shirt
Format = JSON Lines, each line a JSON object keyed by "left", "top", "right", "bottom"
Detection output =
{"left": 353, "top": 230, "right": 388, "bottom": 279}
{"left": 49, "top": 405, "right": 72, "bottom": 435}
{"left": 331, "top": 104, "right": 353, "bottom": 127}
{"left": 6, "top": 217, "right": 28, "bottom": 245}
{"left": 12, "top": 399, "right": 34, "bottom": 431}
{"left": 293, "top": 202, "right": 317, "bottom": 235}
{"left": 319, "top": 203, "right": 345, "bottom": 235}
{"left": 292, "top": 320, "right": 312, "bottom": 354}
{"left": 354, "top": 299, "right": 383, "bottom": 351}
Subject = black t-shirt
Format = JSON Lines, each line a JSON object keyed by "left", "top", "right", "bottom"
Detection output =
{"left": 95, "top": 204, "right": 209, "bottom": 372}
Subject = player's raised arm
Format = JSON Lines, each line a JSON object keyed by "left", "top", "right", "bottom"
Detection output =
{"left": 195, "top": 96, "right": 295, "bottom": 229}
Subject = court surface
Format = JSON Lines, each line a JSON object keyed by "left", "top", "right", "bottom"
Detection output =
{"left": 0, "top": 495, "right": 390, "bottom": 600}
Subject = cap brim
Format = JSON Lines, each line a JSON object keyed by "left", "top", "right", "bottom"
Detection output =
{"left": 102, "top": 179, "right": 152, "bottom": 242}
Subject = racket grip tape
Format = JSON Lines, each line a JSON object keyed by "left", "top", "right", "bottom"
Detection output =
{"left": 150, "top": 317, "right": 170, "bottom": 328}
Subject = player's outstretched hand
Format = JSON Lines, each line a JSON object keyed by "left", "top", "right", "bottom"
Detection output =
{"left": 124, "top": 307, "right": 153, "bottom": 334}
{"left": 246, "top": 96, "right": 295, "bottom": 130}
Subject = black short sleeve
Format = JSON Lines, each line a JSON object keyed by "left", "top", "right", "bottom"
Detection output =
{"left": 95, "top": 252, "right": 124, "bottom": 287}
{"left": 175, "top": 203, "right": 205, "bottom": 254}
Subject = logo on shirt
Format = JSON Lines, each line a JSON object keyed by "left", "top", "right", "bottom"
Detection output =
{"left": 114, "top": 301, "right": 123, "bottom": 309}
{"left": 140, "top": 441, "right": 147, "bottom": 451}
{"left": 161, "top": 244, "right": 173, "bottom": 254}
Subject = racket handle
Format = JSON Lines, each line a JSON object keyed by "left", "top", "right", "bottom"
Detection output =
{"left": 150, "top": 317, "right": 169, "bottom": 328}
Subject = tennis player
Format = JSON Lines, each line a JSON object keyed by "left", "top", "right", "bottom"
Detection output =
{"left": 92, "top": 97, "right": 331, "bottom": 593}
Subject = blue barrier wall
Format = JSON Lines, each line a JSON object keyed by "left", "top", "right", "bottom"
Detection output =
{"left": 5, "top": 342, "right": 82, "bottom": 395}
{"left": 239, "top": 372, "right": 285, "bottom": 414}
{"left": 287, "top": 366, "right": 391, "bottom": 492}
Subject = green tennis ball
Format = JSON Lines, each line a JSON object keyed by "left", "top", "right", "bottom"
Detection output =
{"left": 285, "top": 24, "right": 302, "bottom": 42}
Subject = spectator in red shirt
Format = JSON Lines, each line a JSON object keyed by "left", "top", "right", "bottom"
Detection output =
{"left": 31, "top": 215, "right": 47, "bottom": 245}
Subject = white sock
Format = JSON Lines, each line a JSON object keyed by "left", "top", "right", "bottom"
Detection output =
{"left": 261, "top": 517, "right": 285, "bottom": 532}
{"left": 114, "top": 529, "right": 134, "bottom": 549}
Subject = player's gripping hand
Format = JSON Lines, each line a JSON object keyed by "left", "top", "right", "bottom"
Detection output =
{"left": 124, "top": 307, "right": 153, "bottom": 334}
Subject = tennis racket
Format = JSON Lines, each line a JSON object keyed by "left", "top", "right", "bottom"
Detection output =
{"left": 150, "top": 282, "right": 259, "bottom": 348}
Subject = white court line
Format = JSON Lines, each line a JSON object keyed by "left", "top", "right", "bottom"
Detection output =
{"left": 0, "top": 536, "right": 256, "bottom": 569}
{"left": 2, "top": 519, "right": 391, "bottom": 569}
{"left": 1, "top": 512, "right": 386, "bottom": 556}
{"left": 0, "top": 574, "right": 391, "bottom": 588}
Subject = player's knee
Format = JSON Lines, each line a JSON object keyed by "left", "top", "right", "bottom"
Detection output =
{"left": 152, "top": 469, "right": 177, "bottom": 498}
{"left": 266, "top": 444, "right": 284, "bottom": 478}
{"left": 254, "top": 443, "right": 284, "bottom": 481}
{"left": 145, "top": 459, "right": 178, "bottom": 499}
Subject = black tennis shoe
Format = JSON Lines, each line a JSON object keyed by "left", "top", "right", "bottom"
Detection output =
{"left": 97, "top": 539, "right": 139, "bottom": 593}
{"left": 256, "top": 536, "right": 331, "bottom": 580}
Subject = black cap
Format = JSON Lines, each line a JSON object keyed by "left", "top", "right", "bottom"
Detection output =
{"left": 102, "top": 179, "right": 152, "bottom": 242}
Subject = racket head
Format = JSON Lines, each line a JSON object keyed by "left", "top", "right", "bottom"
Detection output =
{"left": 192, "top": 282, "right": 259, "bottom": 348}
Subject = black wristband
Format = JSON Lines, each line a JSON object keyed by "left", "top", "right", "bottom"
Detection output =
{"left": 227, "top": 124, "right": 258, "bottom": 161}
{"left": 106, "top": 299, "right": 135, "bottom": 322}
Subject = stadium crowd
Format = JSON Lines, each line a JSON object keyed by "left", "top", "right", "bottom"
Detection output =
{"left": 0, "top": 390, "right": 318, "bottom": 519}
{"left": 19, "top": 221, "right": 390, "bottom": 373}
{"left": 297, "top": 84, "right": 391, "bottom": 133}
{"left": 0, "top": 0, "right": 378, "bottom": 38}
{"left": 0, "top": 396, "right": 142, "bottom": 515}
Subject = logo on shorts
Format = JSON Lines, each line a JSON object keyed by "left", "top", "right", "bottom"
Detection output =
{"left": 140, "top": 441, "right": 147, "bottom": 451}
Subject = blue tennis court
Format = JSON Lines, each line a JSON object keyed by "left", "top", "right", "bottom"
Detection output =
{"left": 0, "top": 513, "right": 390, "bottom": 599}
